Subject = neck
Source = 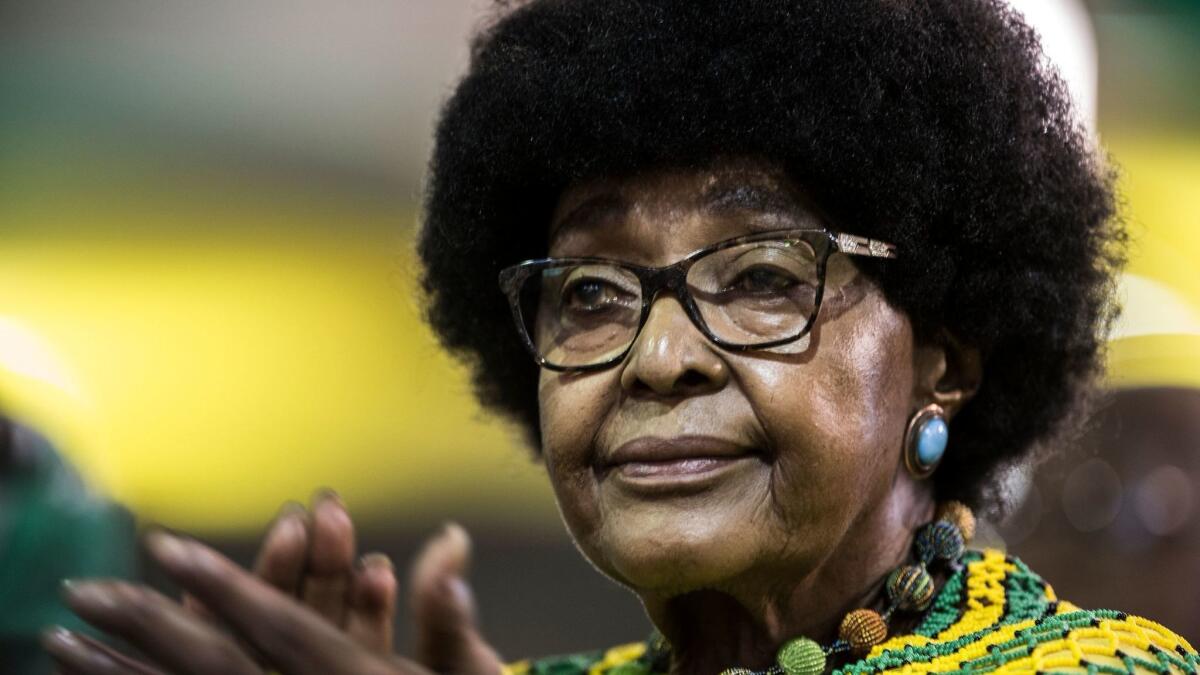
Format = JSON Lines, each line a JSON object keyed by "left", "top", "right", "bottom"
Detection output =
{"left": 642, "top": 481, "right": 935, "bottom": 675}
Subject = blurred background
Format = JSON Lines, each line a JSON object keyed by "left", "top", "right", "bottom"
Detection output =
{"left": 0, "top": 0, "right": 1196, "bottom": 669}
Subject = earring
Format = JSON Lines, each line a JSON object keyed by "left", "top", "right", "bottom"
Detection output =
{"left": 904, "top": 403, "right": 948, "bottom": 479}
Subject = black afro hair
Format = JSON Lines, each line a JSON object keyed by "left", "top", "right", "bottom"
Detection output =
{"left": 418, "top": 0, "right": 1124, "bottom": 513}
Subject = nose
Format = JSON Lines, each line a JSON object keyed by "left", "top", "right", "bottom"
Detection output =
{"left": 619, "top": 295, "right": 729, "bottom": 398}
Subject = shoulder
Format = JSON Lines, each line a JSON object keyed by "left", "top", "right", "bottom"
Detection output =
{"left": 845, "top": 548, "right": 1198, "bottom": 675}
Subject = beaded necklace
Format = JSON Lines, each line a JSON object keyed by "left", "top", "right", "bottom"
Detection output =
{"left": 643, "top": 501, "right": 977, "bottom": 675}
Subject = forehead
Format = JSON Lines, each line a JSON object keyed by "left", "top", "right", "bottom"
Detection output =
{"left": 547, "top": 159, "right": 825, "bottom": 261}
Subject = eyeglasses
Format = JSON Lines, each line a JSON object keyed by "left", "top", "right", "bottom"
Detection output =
{"left": 498, "top": 228, "right": 897, "bottom": 372}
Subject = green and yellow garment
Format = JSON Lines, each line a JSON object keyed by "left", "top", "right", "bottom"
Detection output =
{"left": 504, "top": 550, "right": 1198, "bottom": 675}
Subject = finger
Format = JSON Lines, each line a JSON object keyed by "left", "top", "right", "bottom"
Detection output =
{"left": 302, "top": 489, "right": 356, "bottom": 626}
{"left": 182, "top": 592, "right": 215, "bottom": 623}
{"left": 184, "top": 502, "right": 308, "bottom": 659}
{"left": 41, "top": 627, "right": 166, "bottom": 675}
{"left": 183, "top": 502, "right": 308, "bottom": 624}
{"left": 346, "top": 552, "right": 397, "bottom": 653}
{"left": 60, "top": 581, "right": 260, "bottom": 675}
{"left": 411, "top": 524, "right": 503, "bottom": 675}
{"left": 254, "top": 501, "right": 310, "bottom": 593}
{"left": 143, "top": 530, "right": 403, "bottom": 675}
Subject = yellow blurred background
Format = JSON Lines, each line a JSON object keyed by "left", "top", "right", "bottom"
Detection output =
{"left": 0, "top": 1, "right": 560, "bottom": 535}
{"left": 0, "top": 210, "right": 554, "bottom": 532}
{"left": 0, "top": 0, "right": 1198, "bottom": 537}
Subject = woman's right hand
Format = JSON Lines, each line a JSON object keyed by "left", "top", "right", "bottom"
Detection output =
{"left": 45, "top": 505, "right": 505, "bottom": 675}
{"left": 184, "top": 490, "right": 396, "bottom": 653}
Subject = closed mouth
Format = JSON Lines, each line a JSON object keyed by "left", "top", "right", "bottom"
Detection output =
{"left": 596, "top": 435, "right": 761, "bottom": 493}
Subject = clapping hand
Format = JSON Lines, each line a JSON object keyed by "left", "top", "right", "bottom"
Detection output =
{"left": 41, "top": 492, "right": 504, "bottom": 675}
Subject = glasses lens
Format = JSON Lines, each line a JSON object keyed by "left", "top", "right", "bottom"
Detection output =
{"left": 519, "top": 263, "right": 643, "bottom": 368}
{"left": 687, "top": 238, "right": 820, "bottom": 346}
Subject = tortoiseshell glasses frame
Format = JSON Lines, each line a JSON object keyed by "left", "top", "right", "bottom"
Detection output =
{"left": 498, "top": 228, "right": 897, "bottom": 372}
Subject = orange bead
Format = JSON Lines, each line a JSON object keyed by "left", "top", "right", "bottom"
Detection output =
{"left": 936, "top": 500, "right": 976, "bottom": 543}
{"left": 839, "top": 608, "right": 888, "bottom": 654}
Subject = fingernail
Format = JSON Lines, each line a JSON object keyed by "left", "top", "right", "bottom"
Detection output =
{"left": 40, "top": 626, "right": 81, "bottom": 651}
{"left": 278, "top": 500, "right": 308, "bottom": 520}
{"left": 59, "top": 578, "right": 78, "bottom": 603}
{"left": 273, "top": 511, "right": 307, "bottom": 544}
{"left": 313, "top": 487, "right": 344, "bottom": 507}
{"left": 60, "top": 580, "right": 117, "bottom": 612}
{"left": 361, "top": 552, "right": 394, "bottom": 571}
{"left": 146, "top": 529, "right": 191, "bottom": 568}
{"left": 41, "top": 626, "right": 118, "bottom": 668}
{"left": 439, "top": 521, "right": 464, "bottom": 540}
{"left": 270, "top": 503, "right": 308, "bottom": 538}
{"left": 441, "top": 522, "right": 470, "bottom": 553}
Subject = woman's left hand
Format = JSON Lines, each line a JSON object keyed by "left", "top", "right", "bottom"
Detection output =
{"left": 41, "top": 526, "right": 504, "bottom": 675}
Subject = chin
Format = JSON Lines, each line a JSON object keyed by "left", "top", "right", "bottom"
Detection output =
{"left": 585, "top": 502, "right": 768, "bottom": 594}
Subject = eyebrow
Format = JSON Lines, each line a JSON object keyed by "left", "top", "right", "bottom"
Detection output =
{"left": 549, "top": 192, "right": 628, "bottom": 240}
{"left": 701, "top": 181, "right": 802, "bottom": 217}
{"left": 549, "top": 178, "right": 814, "bottom": 240}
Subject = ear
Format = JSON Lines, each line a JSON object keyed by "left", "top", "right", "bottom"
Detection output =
{"left": 911, "top": 329, "right": 982, "bottom": 420}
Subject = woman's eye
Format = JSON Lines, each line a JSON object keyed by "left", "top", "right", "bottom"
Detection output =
{"left": 562, "top": 278, "right": 627, "bottom": 310}
{"left": 727, "top": 266, "right": 801, "bottom": 293}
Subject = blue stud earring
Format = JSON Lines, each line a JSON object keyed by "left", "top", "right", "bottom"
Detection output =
{"left": 904, "top": 403, "right": 948, "bottom": 479}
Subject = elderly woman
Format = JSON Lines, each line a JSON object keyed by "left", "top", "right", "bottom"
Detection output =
{"left": 41, "top": 1, "right": 1196, "bottom": 674}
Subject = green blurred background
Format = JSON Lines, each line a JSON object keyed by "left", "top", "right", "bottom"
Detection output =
{"left": 0, "top": 0, "right": 1197, "bottom": 665}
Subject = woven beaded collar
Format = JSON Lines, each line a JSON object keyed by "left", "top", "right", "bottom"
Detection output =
{"left": 638, "top": 502, "right": 977, "bottom": 675}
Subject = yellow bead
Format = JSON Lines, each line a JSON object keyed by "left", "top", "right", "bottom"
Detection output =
{"left": 839, "top": 609, "right": 888, "bottom": 654}
{"left": 936, "top": 500, "right": 976, "bottom": 543}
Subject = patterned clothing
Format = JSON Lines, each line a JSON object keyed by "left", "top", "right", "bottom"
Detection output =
{"left": 504, "top": 549, "right": 1197, "bottom": 675}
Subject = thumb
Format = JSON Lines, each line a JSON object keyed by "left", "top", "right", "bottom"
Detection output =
{"left": 410, "top": 523, "right": 504, "bottom": 675}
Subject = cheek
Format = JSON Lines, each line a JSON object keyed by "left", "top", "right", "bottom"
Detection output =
{"left": 537, "top": 369, "right": 618, "bottom": 539}
{"left": 742, "top": 296, "right": 915, "bottom": 521}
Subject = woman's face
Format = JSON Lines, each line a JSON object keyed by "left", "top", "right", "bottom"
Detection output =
{"left": 537, "top": 160, "right": 932, "bottom": 599}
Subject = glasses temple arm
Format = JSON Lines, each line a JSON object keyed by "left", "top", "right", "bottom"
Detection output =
{"left": 834, "top": 232, "right": 898, "bottom": 259}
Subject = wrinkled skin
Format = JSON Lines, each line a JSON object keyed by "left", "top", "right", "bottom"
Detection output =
{"left": 538, "top": 161, "right": 980, "bottom": 672}
{"left": 43, "top": 159, "right": 980, "bottom": 675}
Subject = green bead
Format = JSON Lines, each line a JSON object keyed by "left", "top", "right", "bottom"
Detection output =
{"left": 776, "top": 637, "right": 826, "bottom": 675}
{"left": 608, "top": 664, "right": 650, "bottom": 675}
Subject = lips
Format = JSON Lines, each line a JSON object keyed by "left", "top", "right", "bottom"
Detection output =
{"left": 603, "top": 435, "right": 754, "bottom": 466}
{"left": 598, "top": 435, "right": 760, "bottom": 493}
